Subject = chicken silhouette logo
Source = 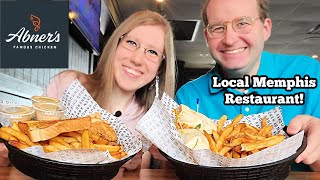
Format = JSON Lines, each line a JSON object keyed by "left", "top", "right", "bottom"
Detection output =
{"left": 30, "top": 14, "right": 41, "bottom": 32}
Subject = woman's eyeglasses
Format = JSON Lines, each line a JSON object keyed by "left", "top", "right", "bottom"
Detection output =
{"left": 119, "top": 35, "right": 165, "bottom": 63}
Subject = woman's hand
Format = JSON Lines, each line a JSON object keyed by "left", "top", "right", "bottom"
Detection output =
{"left": 0, "top": 143, "right": 10, "bottom": 166}
{"left": 121, "top": 150, "right": 143, "bottom": 171}
{"left": 287, "top": 115, "right": 320, "bottom": 171}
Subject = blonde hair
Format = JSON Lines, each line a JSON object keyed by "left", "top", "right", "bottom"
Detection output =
{"left": 201, "top": 0, "right": 270, "bottom": 27}
{"left": 87, "top": 10, "right": 176, "bottom": 110}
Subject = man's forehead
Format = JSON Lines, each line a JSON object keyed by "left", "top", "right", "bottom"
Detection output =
{"left": 206, "top": 0, "right": 260, "bottom": 21}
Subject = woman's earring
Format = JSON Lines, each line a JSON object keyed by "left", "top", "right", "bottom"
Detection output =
{"left": 155, "top": 75, "right": 159, "bottom": 98}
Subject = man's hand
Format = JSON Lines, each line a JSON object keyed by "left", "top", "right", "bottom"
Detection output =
{"left": 148, "top": 145, "right": 167, "bottom": 161}
{"left": 0, "top": 143, "right": 10, "bottom": 166}
{"left": 287, "top": 115, "right": 320, "bottom": 171}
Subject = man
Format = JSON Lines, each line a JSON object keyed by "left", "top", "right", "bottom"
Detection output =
{"left": 175, "top": 0, "right": 320, "bottom": 171}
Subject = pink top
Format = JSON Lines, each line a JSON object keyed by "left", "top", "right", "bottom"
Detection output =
{"left": 43, "top": 71, "right": 145, "bottom": 135}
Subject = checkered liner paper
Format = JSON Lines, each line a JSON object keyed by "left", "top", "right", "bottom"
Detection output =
{"left": 135, "top": 93, "right": 304, "bottom": 167}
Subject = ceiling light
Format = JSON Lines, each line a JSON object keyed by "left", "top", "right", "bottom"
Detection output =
{"left": 156, "top": 0, "right": 164, "bottom": 2}
{"left": 312, "top": 55, "right": 319, "bottom": 59}
{"left": 68, "top": 11, "right": 78, "bottom": 20}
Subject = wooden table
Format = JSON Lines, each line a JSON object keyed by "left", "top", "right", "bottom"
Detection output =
{"left": 1, "top": 166, "right": 320, "bottom": 179}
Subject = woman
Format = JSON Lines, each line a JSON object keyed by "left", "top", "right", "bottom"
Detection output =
{"left": 45, "top": 10, "right": 175, "bottom": 170}
{"left": 0, "top": 10, "right": 175, "bottom": 169}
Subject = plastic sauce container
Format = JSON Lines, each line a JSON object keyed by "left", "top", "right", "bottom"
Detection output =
{"left": 31, "top": 96, "right": 60, "bottom": 105}
{"left": 33, "top": 102, "right": 65, "bottom": 120}
{"left": 0, "top": 105, "right": 34, "bottom": 125}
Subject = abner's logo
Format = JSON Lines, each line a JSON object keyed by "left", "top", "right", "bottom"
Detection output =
{"left": 30, "top": 14, "right": 41, "bottom": 32}
{"left": 1, "top": 0, "right": 68, "bottom": 68}
{"left": 5, "top": 14, "right": 60, "bottom": 43}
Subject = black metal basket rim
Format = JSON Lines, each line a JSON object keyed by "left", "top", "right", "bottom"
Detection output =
{"left": 160, "top": 135, "right": 307, "bottom": 170}
{"left": 3, "top": 138, "right": 134, "bottom": 167}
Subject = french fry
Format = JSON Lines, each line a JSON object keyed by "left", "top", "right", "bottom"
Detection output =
{"left": 9, "top": 140, "right": 30, "bottom": 149}
{"left": 60, "top": 132, "right": 82, "bottom": 142}
{"left": 43, "top": 145, "right": 59, "bottom": 153}
{"left": 224, "top": 138, "right": 244, "bottom": 147}
{"left": 120, "top": 151, "right": 127, "bottom": 158}
{"left": 258, "top": 125, "right": 273, "bottom": 137}
{"left": 49, "top": 141, "right": 71, "bottom": 151}
{"left": 50, "top": 137, "right": 72, "bottom": 148}
{"left": 244, "top": 131, "right": 266, "bottom": 141}
{"left": 233, "top": 145, "right": 242, "bottom": 154}
{"left": 203, "top": 130, "right": 218, "bottom": 153}
{"left": 233, "top": 132, "right": 246, "bottom": 139}
{"left": 219, "top": 146, "right": 232, "bottom": 156}
{"left": 241, "top": 151, "right": 247, "bottom": 158}
{"left": 241, "top": 135, "right": 285, "bottom": 151}
{"left": 232, "top": 148, "right": 241, "bottom": 159}
{"left": 1, "top": 127, "right": 35, "bottom": 146}
{"left": 217, "top": 115, "right": 227, "bottom": 135}
{"left": 70, "top": 141, "right": 82, "bottom": 149}
{"left": 59, "top": 136, "right": 78, "bottom": 144}
{"left": 38, "top": 141, "right": 49, "bottom": 146}
{"left": 261, "top": 116, "right": 267, "bottom": 128}
{"left": 211, "top": 130, "right": 220, "bottom": 142}
{"left": 11, "top": 122, "right": 21, "bottom": 132}
{"left": 251, "top": 149, "right": 260, "bottom": 153}
{"left": 89, "top": 141, "right": 96, "bottom": 149}
{"left": 0, "top": 129, "right": 18, "bottom": 141}
{"left": 226, "top": 114, "right": 243, "bottom": 128}
{"left": 241, "top": 138, "right": 255, "bottom": 143}
{"left": 94, "top": 144, "right": 121, "bottom": 152}
{"left": 225, "top": 151, "right": 232, "bottom": 158}
{"left": 110, "top": 152, "right": 121, "bottom": 159}
{"left": 266, "top": 131, "right": 272, "bottom": 138}
{"left": 244, "top": 123, "right": 259, "bottom": 133}
{"left": 216, "top": 126, "right": 233, "bottom": 151}
{"left": 81, "top": 130, "right": 90, "bottom": 149}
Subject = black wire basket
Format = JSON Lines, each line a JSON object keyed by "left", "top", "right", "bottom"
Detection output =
{"left": 2, "top": 139, "right": 134, "bottom": 180}
{"left": 160, "top": 135, "right": 307, "bottom": 180}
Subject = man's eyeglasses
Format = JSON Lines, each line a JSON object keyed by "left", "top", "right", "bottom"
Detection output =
{"left": 119, "top": 35, "right": 165, "bottom": 63}
{"left": 206, "top": 16, "right": 261, "bottom": 39}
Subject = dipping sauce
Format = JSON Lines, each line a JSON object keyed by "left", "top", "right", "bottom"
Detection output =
{"left": 33, "top": 102, "right": 65, "bottom": 120}
{"left": 0, "top": 105, "right": 34, "bottom": 125}
{"left": 31, "top": 96, "right": 60, "bottom": 105}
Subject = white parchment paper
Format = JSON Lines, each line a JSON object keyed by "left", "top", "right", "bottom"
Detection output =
{"left": 136, "top": 93, "right": 304, "bottom": 167}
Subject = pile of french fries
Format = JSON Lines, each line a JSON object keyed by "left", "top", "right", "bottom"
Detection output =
{"left": 0, "top": 121, "right": 127, "bottom": 160}
{"left": 203, "top": 114, "right": 285, "bottom": 158}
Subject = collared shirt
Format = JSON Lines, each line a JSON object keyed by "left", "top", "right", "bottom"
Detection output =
{"left": 175, "top": 51, "right": 320, "bottom": 125}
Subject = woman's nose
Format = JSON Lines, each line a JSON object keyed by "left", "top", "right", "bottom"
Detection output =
{"left": 130, "top": 48, "right": 145, "bottom": 65}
